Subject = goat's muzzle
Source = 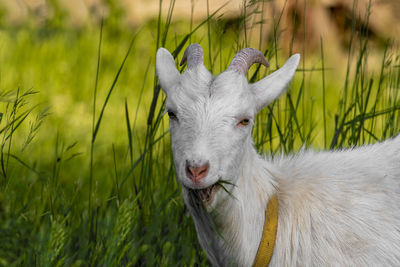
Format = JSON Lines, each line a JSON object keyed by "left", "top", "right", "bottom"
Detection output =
{"left": 185, "top": 161, "right": 210, "bottom": 182}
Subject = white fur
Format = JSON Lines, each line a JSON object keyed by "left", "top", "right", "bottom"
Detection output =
{"left": 156, "top": 47, "right": 400, "bottom": 266}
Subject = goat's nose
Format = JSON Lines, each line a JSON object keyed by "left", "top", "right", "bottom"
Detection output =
{"left": 185, "top": 161, "right": 210, "bottom": 182}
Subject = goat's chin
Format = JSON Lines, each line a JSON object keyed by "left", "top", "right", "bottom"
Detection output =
{"left": 183, "top": 182, "right": 221, "bottom": 207}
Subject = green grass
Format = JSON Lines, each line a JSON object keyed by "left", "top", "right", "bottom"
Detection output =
{"left": 0, "top": 1, "right": 399, "bottom": 265}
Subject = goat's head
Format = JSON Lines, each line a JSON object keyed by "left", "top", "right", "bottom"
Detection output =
{"left": 156, "top": 44, "right": 300, "bottom": 207}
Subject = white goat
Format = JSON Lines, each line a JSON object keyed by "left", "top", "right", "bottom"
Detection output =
{"left": 156, "top": 44, "right": 400, "bottom": 266}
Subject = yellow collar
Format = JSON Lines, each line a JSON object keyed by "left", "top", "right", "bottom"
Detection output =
{"left": 253, "top": 194, "right": 279, "bottom": 267}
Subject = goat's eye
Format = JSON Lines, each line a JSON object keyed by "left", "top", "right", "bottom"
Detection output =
{"left": 237, "top": 119, "right": 250, "bottom": 127}
{"left": 167, "top": 111, "right": 178, "bottom": 121}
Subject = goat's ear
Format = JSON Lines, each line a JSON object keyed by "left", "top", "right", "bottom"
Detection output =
{"left": 250, "top": 54, "right": 300, "bottom": 111}
{"left": 156, "top": 48, "right": 180, "bottom": 95}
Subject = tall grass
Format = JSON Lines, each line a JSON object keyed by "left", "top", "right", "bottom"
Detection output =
{"left": 0, "top": 0, "right": 399, "bottom": 265}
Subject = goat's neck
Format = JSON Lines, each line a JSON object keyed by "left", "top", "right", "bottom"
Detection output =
{"left": 205, "top": 144, "right": 277, "bottom": 265}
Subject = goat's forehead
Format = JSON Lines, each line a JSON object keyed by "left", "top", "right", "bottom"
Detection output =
{"left": 181, "top": 70, "right": 249, "bottom": 97}
{"left": 210, "top": 71, "right": 249, "bottom": 97}
{"left": 169, "top": 71, "right": 254, "bottom": 116}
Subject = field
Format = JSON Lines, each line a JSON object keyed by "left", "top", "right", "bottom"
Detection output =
{"left": 0, "top": 1, "right": 399, "bottom": 265}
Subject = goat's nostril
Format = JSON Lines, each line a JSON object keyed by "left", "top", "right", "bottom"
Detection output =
{"left": 185, "top": 162, "right": 210, "bottom": 182}
{"left": 186, "top": 165, "right": 194, "bottom": 177}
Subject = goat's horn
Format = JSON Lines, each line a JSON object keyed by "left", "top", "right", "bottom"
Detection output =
{"left": 228, "top": 48, "right": 269, "bottom": 75}
{"left": 180, "top": 44, "right": 204, "bottom": 69}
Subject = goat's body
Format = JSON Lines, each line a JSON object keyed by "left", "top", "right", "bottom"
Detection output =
{"left": 273, "top": 135, "right": 400, "bottom": 266}
{"left": 186, "top": 135, "right": 400, "bottom": 266}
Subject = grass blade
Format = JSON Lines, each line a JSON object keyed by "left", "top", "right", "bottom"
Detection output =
{"left": 92, "top": 30, "right": 140, "bottom": 143}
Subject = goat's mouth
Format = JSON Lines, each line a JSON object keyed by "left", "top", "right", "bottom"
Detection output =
{"left": 187, "top": 183, "right": 221, "bottom": 206}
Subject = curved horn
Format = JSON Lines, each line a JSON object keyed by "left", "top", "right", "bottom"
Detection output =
{"left": 228, "top": 48, "right": 269, "bottom": 75}
{"left": 180, "top": 44, "right": 204, "bottom": 69}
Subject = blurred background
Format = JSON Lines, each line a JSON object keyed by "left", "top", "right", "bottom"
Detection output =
{"left": 1, "top": 0, "right": 399, "bottom": 48}
{"left": 0, "top": 0, "right": 399, "bottom": 265}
